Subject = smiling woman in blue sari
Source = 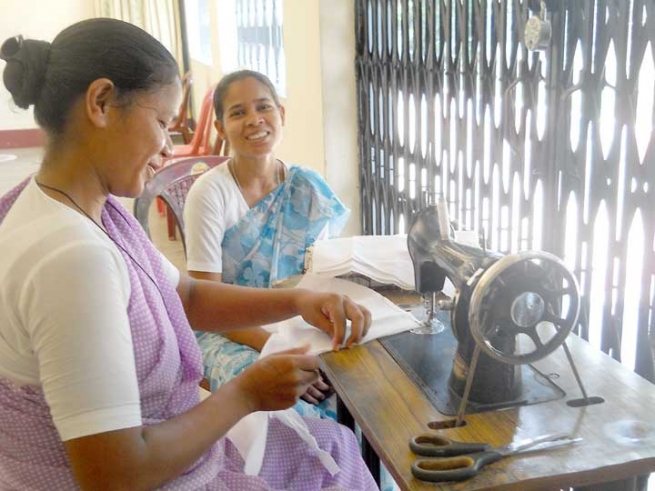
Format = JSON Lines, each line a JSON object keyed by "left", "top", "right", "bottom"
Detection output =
{"left": 184, "top": 70, "right": 350, "bottom": 419}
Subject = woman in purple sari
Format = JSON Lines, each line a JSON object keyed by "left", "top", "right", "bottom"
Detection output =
{"left": 0, "top": 19, "right": 375, "bottom": 491}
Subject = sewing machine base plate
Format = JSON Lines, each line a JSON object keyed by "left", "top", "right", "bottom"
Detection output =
{"left": 379, "top": 310, "right": 565, "bottom": 416}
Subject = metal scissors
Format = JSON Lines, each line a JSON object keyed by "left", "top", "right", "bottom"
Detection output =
{"left": 410, "top": 431, "right": 582, "bottom": 482}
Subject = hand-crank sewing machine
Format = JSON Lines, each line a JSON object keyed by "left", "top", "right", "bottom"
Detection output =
{"left": 381, "top": 198, "right": 601, "bottom": 425}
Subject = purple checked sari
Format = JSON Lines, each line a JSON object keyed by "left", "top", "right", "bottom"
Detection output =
{"left": 0, "top": 178, "right": 376, "bottom": 490}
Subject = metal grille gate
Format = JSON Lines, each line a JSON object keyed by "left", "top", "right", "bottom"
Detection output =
{"left": 355, "top": 0, "right": 655, "bottom": 380}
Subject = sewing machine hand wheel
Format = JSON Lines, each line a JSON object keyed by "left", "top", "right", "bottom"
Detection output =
{"left": 468, "top": 251, "right": 580, "bottom": 365}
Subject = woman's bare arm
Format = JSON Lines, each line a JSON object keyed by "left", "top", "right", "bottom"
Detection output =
{"left": 64, "top": 346, "right": 319, "bottom": 491}
{"left": 176, "top": 273, "right": 371, "bottom": 350}
{"left": 188, "top": 270, "right": 271, "bottom": 350}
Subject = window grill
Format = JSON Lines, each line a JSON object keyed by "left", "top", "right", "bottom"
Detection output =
{"left": 235, "top": 0, "right": 286, "bottom": 94}
{"left": 355, "top": 0, "right": 655, "bottom": 380}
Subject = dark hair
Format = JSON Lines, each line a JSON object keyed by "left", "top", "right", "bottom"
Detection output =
{"left": 213, "top": 69, "right": 280, "bottom": 122}
{"left": 0, "top": 18, "right": 179, "bottom": 135}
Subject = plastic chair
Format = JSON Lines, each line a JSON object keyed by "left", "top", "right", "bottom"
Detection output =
{"left": 171, "top": 85, "right": 217, "bottom": 158}
{"left": 168, "top": 72, "right": 194, "bottom": 144}
{"left": 156, "top": 85, "right": 226, "bottom": 218}
{"left": 134, "top": 156, "right": 229, "bottom": 250}
{"left": 213, "top": 134, "right": 230, "bottom": 156}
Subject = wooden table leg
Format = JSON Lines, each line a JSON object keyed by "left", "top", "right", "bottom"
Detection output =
{"left": 362, "top": 435, "right": 381, "bottom": 489}
{"left": 336, "top": 396, "right": 354, "bottom": 431}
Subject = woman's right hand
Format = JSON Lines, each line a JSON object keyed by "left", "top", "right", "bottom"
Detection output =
{"left": 64, "top": 347, "right": 319, "bottom": 491}
{"left": 234, "top": 345, "right": 320, "bottom": 412}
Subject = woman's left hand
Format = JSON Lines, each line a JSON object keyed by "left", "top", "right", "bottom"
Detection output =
{"left": 300, "top": 371, "right": 334, "bottom": 405}
{"left": 295, "top": 290, "right": 372, "bottom": 350}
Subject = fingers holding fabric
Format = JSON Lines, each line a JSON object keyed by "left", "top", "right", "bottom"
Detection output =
{"left": 321, "top": 294, "right": 371, "bottom": 350}
{"left": 235, "top": 345, "right": 321, "bottom": 412}
{"left": 296, "top": 291, "right": 371, "bottom": 350}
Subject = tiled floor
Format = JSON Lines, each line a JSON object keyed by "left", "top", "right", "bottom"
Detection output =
{"left": 0, "top": 146, "right": 186, "bottom": 270}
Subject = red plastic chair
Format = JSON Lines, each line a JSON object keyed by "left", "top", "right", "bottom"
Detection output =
{"left": 156, "top": 85, "right": 220, "bottom": 218}
{"left": 170, "top": 85, "right": 217, "bottom": 158}
{"left": 134, "top": 156, "right": 229, "bottom": 250}
{"left": 168, "top": 72, "right": 193, "bottom": 144}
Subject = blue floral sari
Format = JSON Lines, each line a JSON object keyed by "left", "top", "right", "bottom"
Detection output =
{"left": 221, "top": 166, "right": 349, "bottom": 287}
{"left": 196, "top": 166, "right": 349, "bottom": 419}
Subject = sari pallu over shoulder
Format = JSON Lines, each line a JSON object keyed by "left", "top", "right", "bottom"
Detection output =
{"left": 222, "top": 165, "right": 350, "bottom": 288}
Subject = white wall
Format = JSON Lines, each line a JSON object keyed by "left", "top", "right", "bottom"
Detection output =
{"left": 0, "top": 0, "right": 96, "bottom": 131}
{"left": 319, "top": 0, "right": 360, "bottom": 236}
{"left": 276, "top": 0, "right": 325, "bottom": 173}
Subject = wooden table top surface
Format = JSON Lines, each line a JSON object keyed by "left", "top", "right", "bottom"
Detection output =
{"left": 320, "top": 333, "right": 655, "bottom": 491}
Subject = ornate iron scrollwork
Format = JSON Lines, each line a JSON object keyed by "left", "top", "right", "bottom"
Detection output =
{"left": 355, "top": 0, "right": 655, "bottom": 381}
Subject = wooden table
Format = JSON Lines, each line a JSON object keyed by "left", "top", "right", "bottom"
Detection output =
{"left": 320, "top": 333, "right": 655, "bottom": 491}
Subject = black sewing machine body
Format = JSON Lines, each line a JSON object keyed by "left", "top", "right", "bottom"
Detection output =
{"left": 406, "top": 202, "right": 580, "bottom": 408}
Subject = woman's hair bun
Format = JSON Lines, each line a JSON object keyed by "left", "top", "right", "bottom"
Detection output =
{"left": 1, "top": 35, "right": 51, "bottom": 109}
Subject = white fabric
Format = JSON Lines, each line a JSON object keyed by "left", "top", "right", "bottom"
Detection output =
{"left": 227, "top": 408, "right": 340, "bottom": 477}
{"left": 184, "top": 162, "right": 329, "bottom": 274}
{"left": 262, "top": 274, "right": 420, "bottom": 355}
{"left": 226, "top": 411, "right": 268, "bottom": 475}
{"left": 227, "top": 274, "right": 420, "bottom": 474}
{"left": 309, "top": 235, "right": 417, "bottom": 290}
{"left": 0, "top": 180, "right": 177, "bottom": 441}
{"left": 309, "top": 231, "right": 482, "bottom": 294}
